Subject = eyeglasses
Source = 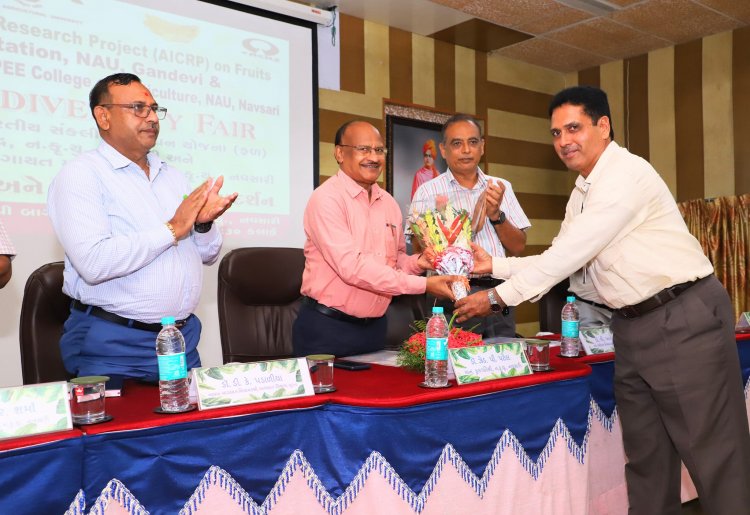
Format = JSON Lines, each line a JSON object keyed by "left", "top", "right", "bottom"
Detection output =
{"left": 338, "top": 144, "right": 388, "bottom": 156}
{"left": 98, "top": 103, "right": 168, "bottom": 120}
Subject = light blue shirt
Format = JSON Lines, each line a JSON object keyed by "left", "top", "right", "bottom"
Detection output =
{"left": 48, "top": 141, "right": 222, "bottom": 323}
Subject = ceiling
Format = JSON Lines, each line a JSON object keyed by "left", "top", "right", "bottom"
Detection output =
{"left": 312, "top": 0, "right": 750, "bottom": 72}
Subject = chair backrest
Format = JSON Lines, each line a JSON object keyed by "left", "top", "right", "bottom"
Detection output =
{"left": 384, "top": 293, "right": 428, "bottom": 350}
{"left": 537, "top": 278, "right": 570, "bottom": 333}
{"left": 217, "top": 247, "right": 305, "bottom": 363}
{"left": 19, "top": 262, "right": 72, "bottom": 384}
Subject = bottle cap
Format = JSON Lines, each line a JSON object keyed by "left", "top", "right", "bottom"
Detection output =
{"left": 566, "top": 296, "right": 576, "bottom": 302}
{"left": 432, "top": 306, "right": 444, "bottom": 314}
{"left": 161, "top": 316, "right": 176, "bottom": 325}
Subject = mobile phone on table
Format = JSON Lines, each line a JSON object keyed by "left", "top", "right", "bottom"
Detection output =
{"left": 333, "top": 360, "right": 371, "bottom": 371}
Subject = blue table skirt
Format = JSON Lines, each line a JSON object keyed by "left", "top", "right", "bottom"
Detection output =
{"left": 82, "top": 377, "right": 590, "bottom": 512}
{"left": 0, "top": 437, "right": 83, "bottom": 515}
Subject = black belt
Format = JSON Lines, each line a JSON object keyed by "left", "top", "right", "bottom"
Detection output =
{"left": 301, "top": 296, "right": 382, "bottom": 326}
{"left": 616, "top": 277, "right": 705, "bottom": 319}
{"left": 576, "top": 297, "right": 612, "bottom": 311}
{"left": 469, "top": 277, "right": 504, "bottom": 288}
{"left": 72, "top": 300, "right": 189, "bottom": 332}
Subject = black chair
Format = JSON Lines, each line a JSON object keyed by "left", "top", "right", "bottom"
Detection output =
{"left": 19, "top": 262, "right": 72, "bottom": 384}
{"left": 217, "top": 247, "right": 305, "bottom": 363}
{"left": 537, "top": 278, "right": 570, "bottom": 333}
{"left": 384, "top": 293, "right": 428, "bottom": 350}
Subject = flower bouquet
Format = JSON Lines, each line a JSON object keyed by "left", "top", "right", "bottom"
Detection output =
{"left": 397, "top": 318, "right": 482, "bottom": 372}
{"left": 408, "top": 193, "right": 478, "bottom": 299}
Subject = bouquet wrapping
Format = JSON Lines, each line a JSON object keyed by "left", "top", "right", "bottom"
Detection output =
{"left": 409, "top": 194, "right": 478, "bottom": 299}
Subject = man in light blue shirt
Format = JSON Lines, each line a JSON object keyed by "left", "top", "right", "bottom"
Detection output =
{"left": 48, "top": 73, "right": 237, "bottom": 381}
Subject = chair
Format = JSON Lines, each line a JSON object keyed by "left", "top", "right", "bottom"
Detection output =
{"left": 19, "top": 262, "right": 72, "bottom": 384}
{"left": 217, "top": 247, "right": 305, "bottom": 363}
{"left": 537, "top": 278, "right": 570, "bottom": 333}
{"left": 384, "top": 293, "right": 428, "bottom": 350}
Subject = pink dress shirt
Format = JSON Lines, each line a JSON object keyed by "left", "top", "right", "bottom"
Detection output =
{"left": 301, "top": 170, "right": 427, "bottom": 318}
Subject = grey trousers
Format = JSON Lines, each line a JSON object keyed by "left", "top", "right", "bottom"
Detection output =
{"left": 612, "top": 275, "right": 750, "bottom": 515}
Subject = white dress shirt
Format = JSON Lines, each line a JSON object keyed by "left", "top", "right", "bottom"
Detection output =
{"left": 0, "top": 220, "right": 15, "bottom": 258}
{"left": 492, "top": 141, "right": 712, "bottom": 308}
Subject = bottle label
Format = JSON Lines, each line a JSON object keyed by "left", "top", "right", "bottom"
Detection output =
{"left": 158, "top": 352, "right": 187, "bottom": 381}
{"left": 561, "top": 320, "right": 579, "bottom": 339}
{"left": 426, "top": 337, "right": 448, "bottom": 360}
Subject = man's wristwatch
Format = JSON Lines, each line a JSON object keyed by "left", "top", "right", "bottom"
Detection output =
{"left": 487, "top": 289, "right": 502, "bottom": 313}
{"left": 490, "top": 211, "right": 506, "bottom": 226}
{"left": 193, "top": 221, "right": 213, "bottom": 233}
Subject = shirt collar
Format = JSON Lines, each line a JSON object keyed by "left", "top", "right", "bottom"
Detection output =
{"left": 96, "top": 140, "right": 165, "bottom": 177}
{"left": 336, "top": 169, "right": 383, "bottom": 201}
{"left": 575, "top": 140, "right": 619, "bottom": 194}
{"left": 445, "top": 167, "right": 487, "bottom": 190}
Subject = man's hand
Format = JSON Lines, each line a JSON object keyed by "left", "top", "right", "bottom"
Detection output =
{"left": 454, "top": 289, "right": 502, "bottom": 322}
{"left": 196, "top": 175, "right": 239, "bottom": 224}
{"left": 470, "top": 242, "right": 492, "bottom": 274}
{"left": 426, "top": 275, "right": 462, "bottom": 300}
{"left": 417, "top": 247, "right": 437, "bottom": 271}
{"left": 0, "top": 255, "right": 11, "bottom": 289}
{"left": 485, "top": 180, "right": 506, "bottom": 221}
{"left": 168, "top": 179, "right": 212, "bottom": 239}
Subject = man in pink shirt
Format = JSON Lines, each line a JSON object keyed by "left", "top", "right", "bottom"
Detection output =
{"left": 293, "top": 121, "right": 459, "bottom": 357}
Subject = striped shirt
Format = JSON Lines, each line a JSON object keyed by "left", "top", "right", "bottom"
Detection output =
{"left": 47, "top": 141, "right": 222, "bottom": 323}
{"left": 0, "top": 220, "right": 15, "bottom": 258}
{"left": 406, "top": 168, "right": 531, "bottom": 259}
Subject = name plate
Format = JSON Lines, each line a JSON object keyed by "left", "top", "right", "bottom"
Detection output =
{"left": 0, "top": 382, "right": 72, "bottom": 440}
{"left": 737, "top": 312, "right": 750, "bottom": 333}
{"left": 192, "top": 358, "right": 314, "bottom": 410}
{"left": 580, "top": 326, "right": 615, "bottom": 355}
{"left": 449, "top": 342, "right": 532, "bottom": 385}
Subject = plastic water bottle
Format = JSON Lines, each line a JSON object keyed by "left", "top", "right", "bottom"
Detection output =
{"left": 156, "top": 316, "right": 191, "bottom": 412}
{"left": 560, "top": 296, "right": 581, "bottom": 357}
{"left": 425, "top": 306, "right": 449, "bottom": 387}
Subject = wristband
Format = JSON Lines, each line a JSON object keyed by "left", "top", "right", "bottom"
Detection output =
{"left": 194, "top": 221, "right": 213, "bottom": 233}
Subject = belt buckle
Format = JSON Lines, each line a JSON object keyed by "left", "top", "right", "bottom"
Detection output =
{"left": 620, "top": 306, "right": 638, "bottom": 318}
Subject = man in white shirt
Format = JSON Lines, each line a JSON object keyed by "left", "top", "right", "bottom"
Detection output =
{"left": 409, "top": 114, "right": 530, "bottom": 337}
{"left": 456, "top": 86, "right": 750, "bottom": 515}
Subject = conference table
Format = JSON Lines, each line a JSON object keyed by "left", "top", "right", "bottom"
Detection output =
{"left": 1, "top": 335, "right": 748, "bottom": 515}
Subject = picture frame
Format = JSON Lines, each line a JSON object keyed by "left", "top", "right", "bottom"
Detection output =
{"left": 385, "top": 103, "right": 451, "bottom": 221}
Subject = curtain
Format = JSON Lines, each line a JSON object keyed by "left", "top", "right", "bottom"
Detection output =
{"left": 678, "top": 194, "right": 749, "bottom": 323}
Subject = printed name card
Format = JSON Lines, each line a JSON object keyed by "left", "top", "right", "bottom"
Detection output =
{"left": 449, "top": 342, "right": 532, "bottom": 385}
{"left": 0, "top": 382, "right": 72, "bottom": 440}
{"left": 192, "top": 358, "right": 314, "bottom": 410}
{"left": 737, "top": 312, "right": 750, "bottom": 333}
{"left": 579, "top": 326, "right": 615, "bottom": 355}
